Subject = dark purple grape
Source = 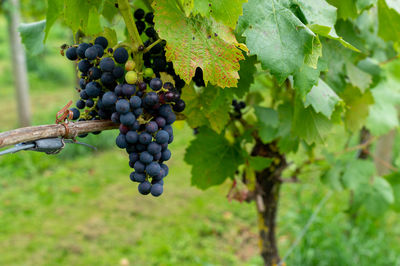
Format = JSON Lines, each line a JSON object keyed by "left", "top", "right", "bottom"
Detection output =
{"left": 95, "top": 36, "right": 108, "bottom": 49}
{"left": 111, "top": 112, "right": 120, "bottom": 123}
{"left": 102, "top": 91, "right": 118, "bottom": 107}
{"left": 138, "top": 181, "right": 151, "bottom": 195}
{"left": 144, "top": 92, "right": 159, "bottom": 106}
{"left": 77, "top": 43, "right": 90, "bottom": 58}
{"left": 116, "top": 134, "right": 128, "bottom": 149}
{"left": 85, "top": 46, "right": 98, "bottom": 60}
{"left": 140, "top": 151, "right": 153, "bottom": 164}
{"left": 151, "top": 183, "right": 163, "bottom": 197}
{"left": 76, "top": 99, "right": 85, "bottom": 109}
{"left": 146, "top": 121, "right": 158, "bottom": 133}
{"left": 173, "top": 99, "right": 186, "bottom": 112}
{"left": 116, "top": 99, "right": 130, "bottom": 114}
{"left": 100, "top": 57, "right": 115, "bottom": 72}
{"left": 134, "top": 8, "right": 145, "bottom": 20}
{"left": 113, "top": 66, "right": 125, "bottom": 78}
{"left": 150, "top": 78, "right": 162, "bottom": 91}
{"left": 114, "top": 47, "right": 129, "bottom": 64}
{"left": 70, "top": 108, "right": 80, "bottom": 120}
{"left": 78, "top": 60, "right": 91, "bottom": 73}
{"left": 156, "top": 130, "right": 169, "bottom": 144}
{"left": 66, "top": 47, "right": 78, "bottom": 60}
{"left": 122, "top": 84, "right": 136, "bottom": 96}
{"left": 134, "top": 161, "right": 146, "bottom": 173}
{"left": 120, "top": 112, "right": 136, "bottom": 126}
{"left": 155, "top": 117, "right": 166, "bottom": 128}
{"left": 126, "top": 131, "right": 138, "bottom": 144}
{"left": 147, "top": 142, "right": 162, "bottom": 155}
{"left": 139, "top": 132, "right": 152, "bottom": 145}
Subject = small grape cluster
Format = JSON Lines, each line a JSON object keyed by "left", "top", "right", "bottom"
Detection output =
{"left": 232, "top": 99, "right": 246, "bottom": 119}
{"left": 62, "top": 33, "right": 185, "bottom": 197}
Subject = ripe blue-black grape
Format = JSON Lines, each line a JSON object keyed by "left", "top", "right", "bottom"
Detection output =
{"left": 113, "top": 47, "right": 129, "bottom": 64}
{"left": 135, "top": 21, "right": 146, "bottom": 34}
{"left": 140, "top": 151, "right": 153, "bottom": 164}
{"left": 93, "top": 44, "right": 105, "bottom": 57}
{"left": 173, "top": 99, "right": 186, "bottom": 112}
{"left": 129, "top": 152, "right": 139, "bottom": 162}
{"left": 146, "top": 162, "right": 161, "bottom": 177}
{"left": 144, "top": 92, "right": 159, "bottom": 106}
{"left": 132, "top": 172, "right": 146, "bottom": 183}
{"left": 70, "top": 108, "right": 80, "bottom": 120}
{"left": 77, "top": 43, "right": 90, "bottom": 58}
{"left": 122, "top": 84, "right": 136, "bottom": 96}
{"left": 66, "top": 47, "right": 78, "bottom": 60}
{"left": 164, "top": 112, "right": 176, "bottom": 124}
{"left": 139, "top": 132, "right": 152, "bottom": 145}
{"left": 155, "top": 117, "right": 166, "bottom": 128}
{"left": 135, "top": 143, "right": 146, "bottom": 152}
{"left": 138, "top": 82, "right": 147, "bottom": 91}
{"left": 126, "top": 131, "right": 138, "bottom": 144}
{"left": 161, "top": 149, "right": 171, "bottom": 161}
{"left": 134, "top": 161, "right": 145, "bottom": 172}
{"left": 113, "top": 66, "right": 125, "bottom": 79}
{"left": 134, "top": 8, "right": 145, "bottom": 20}
{"left": 132, "top": 120, "right": 140, "bottom": 131}
{"left": 147, "top": 142, "right": 162, "bottom": 155}
{"left": 100, "top": 57, "right": 115, "bottom": 72}
{"left": 86, "top": 82, "right": 101, "bottom": 98}
{"left": 111, "top": 112, "right": 120, "bottom": 123}
{"left": 156, "top": 130, "right": 169, "bottom": 144}
{"left": 154, "top": 152, "right": 162, "bottom": 161}
{"left": 116, "top": 99, "right": 130, "bottom": 114}
{"left": 101, "top": 72, "right": 115, "bottom": 85}
{"left": 85, "top": 46, "right": 98, "bottom": 60}
{"left": 145, "top": 28, "right": 157, "bottom": 39}
{"left": 86, "top": 99, "right": 94, "bottom": 108}
{"left": 116, "top": 134, "right": 128, "bottom": 149}
{"left": 163, "top": 125, "right": 173, "bottom": 137}
{"left": 146, "top": 121, "right": 158, "bottom": 133}
{"left": 130, "top": 96, "right": 142, "bottom": 109}
{"left": 80, "top": 90, "right": 89, "bottom": 100}
{"left": 138, "top": 181, "right": 151, "bottom": 195}
{"left": 145, "top": 12, "right": 154, "bottom": 24}
{"left": 78, "top": 60, "right": 91, "bottom": 73}
{"left": 120, "top": 112, "right": 136, "bottom": 126}
{"left": 151, "top": 183, "right": 163, "bottom": 197}
{"left": 76, "top": 99, "right": 85, "bottom": 109}
{"left": 120, "top": 124, "right": 129, "bottom": 134}
{"left": 95, "top": 36, "right": 108, "bottom": 49}
{"left": 114, "top": 84, "right": 123, "bottom": 96}
{"left": 133, "top": 108, "right": 143, "bottom": 117}
{"left": 126, "top": 145, "right": 136, "bottom": 154}
{"left": 102, "top": 91, "right": 118, "bottom": 107}
{"left": 88, "top": 67, "right": 102, "bottom": 80}
{"left": 150, "top": 78, "right": 162, "bottom": 91}
{"left": 160, "top": 163, "right": 169, "bottom": 176}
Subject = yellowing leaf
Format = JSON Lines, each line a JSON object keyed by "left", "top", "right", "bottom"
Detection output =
{"left": 153, "top": 0, "right": 244, "bottom": 88}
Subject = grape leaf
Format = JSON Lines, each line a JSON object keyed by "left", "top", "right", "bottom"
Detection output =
{"left": 239, "top": 0, "right": 314, "bottom": 83}
{"left": 356, "top": 0, "right": 377, "bottom": 11}
{"left": 366, "top": 81, "right": 400, "bottom": 136}
{"left": 277, "top": 103, "right": 299, "bottom": 153}
{"left": 341, "top": 159, "right": 375, "bottom": 190}
{"left": 153, "top": 0, "right": 244, "bottom": 88}
{"left": 44, "top": 0, "right": 63, "bottom": 41}
{"left": 254, "top": 106, "right": 279, "bottom": 143}
{"left": 341, "top": 86, "right": 374, "bottom": 132}
{"left": 305, "top": 79, "right": 341, "bottom": 119}
{"left": 234, "top": 54, "right": 257, "bottom": 98}
{"left": 296, "top": 0, "right": 359, "bottom": 51}
{"left": 192, "top": 0, "right": 248, "bottom": 29}
{"left": 326, "top": 0, "right": 357, "bottom": 19}
{"left": 385, "top": 172, "right": 400, "bottom": 212}
{"left": 185, "top": 127, "right": 244, "bottom": 189}
{"left": 352, "top": 176, "right": 394, "bottom": 216}
{"left": 182, "top": 85, "right": 231, "bottom": 133}
{"left": 87, "top": 6, "right": 102, "bottom": 35}
{"left": 248, "top": 156, "right": 273, "bottom": 171}
{"left": 378, "top": 0, "right": 400, "bottom": 43}
{"left": 293, "top": 96, "right": 332, "bottom": 144}
{"left": 304, "top": 36, "right": 322, "bottom": 69}
{"left": 19, "top": 20, "right": 46, "bottom": 55}
{"left": 64, "top": 0, "right": 91, "bottom": 33}
{"left": 346, "top": 62, "right": 372, "bottom": 92}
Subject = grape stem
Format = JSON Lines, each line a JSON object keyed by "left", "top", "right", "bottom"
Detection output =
{"left": 117, "top": 0, "right": 144, "bottom": 80}
{"left": 143, "top": 39, "right": 162, "bottom": 54}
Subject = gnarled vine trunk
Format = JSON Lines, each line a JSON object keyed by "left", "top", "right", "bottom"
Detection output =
{"left": 252, "top": 138, "right": 287, "bottom": 266}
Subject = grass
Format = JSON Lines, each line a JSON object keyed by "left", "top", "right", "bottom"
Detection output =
{"left": 0, "top": 14, "right": 400, "bottom": 266}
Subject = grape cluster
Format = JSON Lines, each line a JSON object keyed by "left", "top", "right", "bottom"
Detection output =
{"left": 63, "top": 32, "right": 185, "bottom": 197}
{"left": 232, "top": 99, "right": 246, "bottom": 119}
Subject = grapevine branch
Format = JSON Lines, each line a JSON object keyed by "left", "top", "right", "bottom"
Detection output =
{"left": 0, "top": 120, "right": 118, "bottom": 149}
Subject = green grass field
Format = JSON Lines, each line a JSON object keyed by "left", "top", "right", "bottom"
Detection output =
{"left": 0, "top": 18, "right": 400, "bottom": 266}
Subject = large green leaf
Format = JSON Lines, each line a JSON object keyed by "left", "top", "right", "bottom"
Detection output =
{"left": 385, "top": 172, "right": 400, "bottom": 212}
{"left": 305, "top": 79, "right": 341, "bottom": 119}
{"left": 341, "top": 86, "right": 374, "bottom": 132}
{"left": 254, "top": 106, "right": 279, "bottom": 143}
{"left": 153, "top": 0, "right": 244, "bottom": 88}
{"left": 19, "top": 20, "right": 46, "bottom": 55}
{"left": 326, "top": 0, "right": 357, "bottom": 19}
{"left": 192, "top": 0, "right": 248, "bottom": 29}
{"left": 296, "top": 0, "right": 359, "bottom": 51}
{"left": 44, "top": 0, "right": 63, "bottom": 41}
{"left": 292, "top": 96, "right": 332, "bottom": 144}
{"left": 346, "top": 62, "right": 372, "bottom": 93}
{"left": 341, "top": 159, "right": 375, "bottom": 190}
{"left": 182, "top": 85, "right": 232, "bottom": 133}
{"left": 234, "top": 55, "right": 257, "bottom": 98}
{"left": 378, "top": 0, "right": 400, "bottom": 43}
{"left": 239, "top": 0, "right": 314, "bottom": 83}
{"left": 366, "top": 81, "right": 400, "bottom": 136}
{"left": 185, "top": 127, "right": 244, "bottom": 189}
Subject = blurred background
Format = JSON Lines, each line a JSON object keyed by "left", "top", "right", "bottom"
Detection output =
{"left": 0, "top": 1, "right": 400, "bottom": 265}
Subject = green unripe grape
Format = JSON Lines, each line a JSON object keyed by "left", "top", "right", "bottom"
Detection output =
{"left": 144, "top": 68, "right": 154, "bottom": 78}
{"left": 125, "top": 71, "right": 138, "bottom": 84}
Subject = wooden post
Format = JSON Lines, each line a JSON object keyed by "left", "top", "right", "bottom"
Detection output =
{"left": 5, "top": 0, "right": 32, "bottom": 127}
